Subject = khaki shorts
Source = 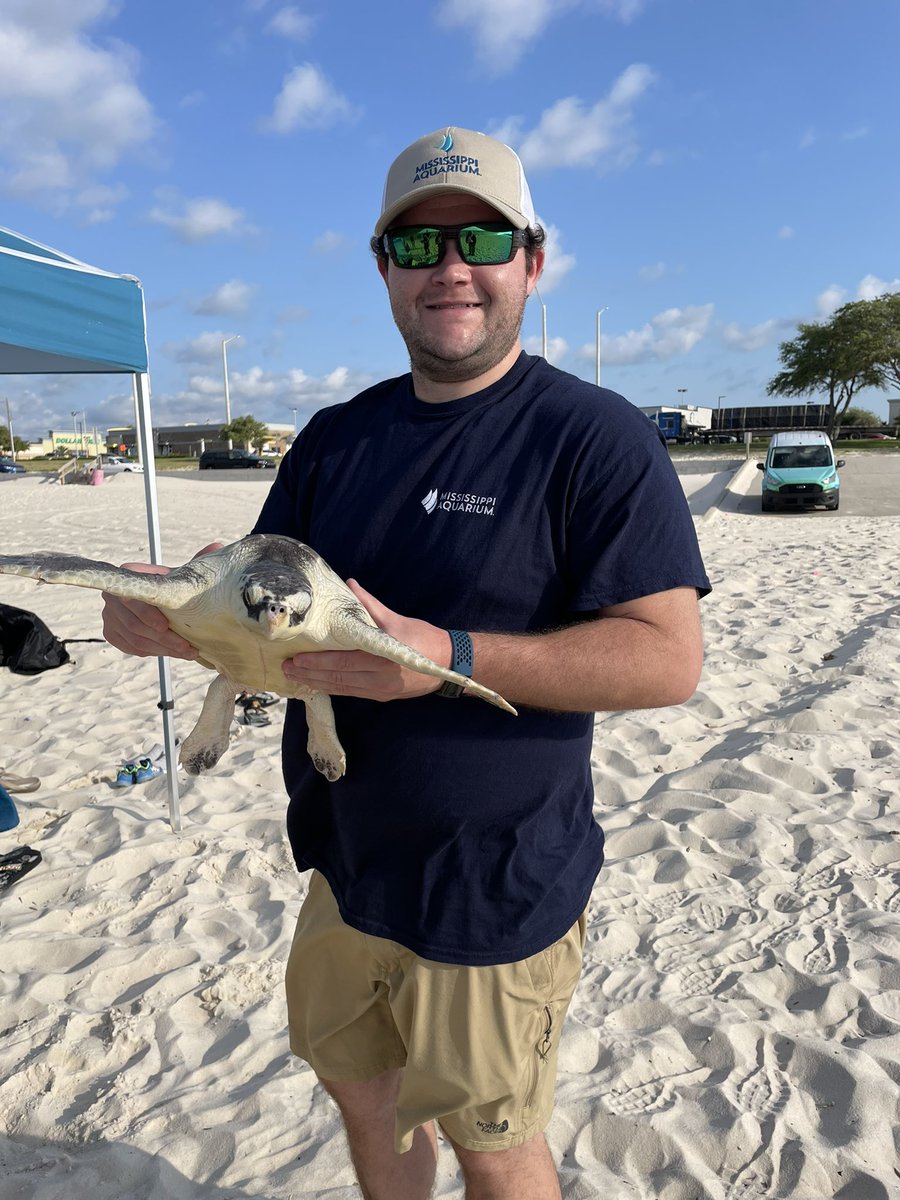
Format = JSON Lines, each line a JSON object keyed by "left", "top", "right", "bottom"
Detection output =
{"left": 285, "top": 871, "right": 586, "bottom": 1153}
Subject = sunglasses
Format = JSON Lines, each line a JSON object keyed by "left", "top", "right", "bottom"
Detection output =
{"left": 383, "top": 222, "right": 528, "bottom": 269}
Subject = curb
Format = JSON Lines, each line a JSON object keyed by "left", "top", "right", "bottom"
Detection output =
{"left": 697, "top": 456, "right": 758, "bottom": 521}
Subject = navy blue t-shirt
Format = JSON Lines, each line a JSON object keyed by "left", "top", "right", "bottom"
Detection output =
{"left": 253, "top": 353, "right": 710, "bottom": 965}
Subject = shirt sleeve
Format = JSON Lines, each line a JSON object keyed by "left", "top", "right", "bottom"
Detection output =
{"left": 565, "top": 429, "right": 711, "bottom": 611}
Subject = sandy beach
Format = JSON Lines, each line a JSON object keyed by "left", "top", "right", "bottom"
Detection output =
{"left": 1, "top": 467, "right": 898, "bottom": 1199}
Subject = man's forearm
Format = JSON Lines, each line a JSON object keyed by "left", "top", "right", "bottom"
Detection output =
{"left": 467, "top": 589, "right": 703, "bottom": 713}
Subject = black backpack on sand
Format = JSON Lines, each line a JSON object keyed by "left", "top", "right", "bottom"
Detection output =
{"left": 0, "top": 603, "right": 71, "bottom": 674}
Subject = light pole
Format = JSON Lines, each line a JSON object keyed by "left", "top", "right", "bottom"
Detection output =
{"left": 223, "top": 334, "right": 240, "bottom": 449}
{"left": 677, "top": 388, "right": 688, "bottom": 403}
{"left": 717, "top": 395, "right": 726, "bottom": 433}
{"left": 70, "top": 410, "right": 79, "bottom": 459}
{"left": 596, "top": 306, "right": 608, "bottom": 388}
{"left": 534, "top": 286, "right": 547, "bottom": 358}
{"left": 291, "top": 407, "right": 299, "bottom": 435}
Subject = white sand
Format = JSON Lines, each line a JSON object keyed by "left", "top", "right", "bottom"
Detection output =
{"left": 1, "top": 470, "right": 898, "bottom": 1199}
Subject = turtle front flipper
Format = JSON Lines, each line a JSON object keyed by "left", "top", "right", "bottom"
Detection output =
{"left": 0, "top": 552, "right": 203, "bottom": 607}
{"left": 180, "top": 674, "right": 237, "bottom": 775}
{"left": 328, "top": 607, "right": 517, "bottom": 715}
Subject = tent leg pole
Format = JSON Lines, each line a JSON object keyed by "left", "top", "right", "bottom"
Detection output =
{"left": 132, "top": 371, "right": 183, "bottom": 833}
{"left": 158, "top": 658, "right": 182, "bottom": 833}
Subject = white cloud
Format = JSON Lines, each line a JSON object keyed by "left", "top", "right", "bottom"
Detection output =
{"left": 266, "top": 6, "right": 315, "bottom": 40}
{"left": 800, "top": 127, "right": 816, "bottom": 149}
{"left": 148, "top": 190, "right": 254, "bottom": 243}
{"left": 857, "top": 274, "right": 900, "bottom": 300}
{"left": 193, "top": 280, "right": 256, "bottom": 315}
{"left": 841, "top": 126, "right": 869, "bottom": 141}
{"left": 523, "top": 333, "right": 569, "bottom": 365}
{"left": 778, "top": 225, "right": 795, "bottom": 239}
{"left": 163, "top": 332, "right": 241, "bottom": 364}
{"left": 312, "top": 230, "right": 348, "bottom": 255}
{"left": 721, "top": 318, "right": 782, "bottom": 352}
{"left": 166, "top": 362, "right": 370, "bottom": 424}
{"left": 436, "top": 0, "right": 574, "bottom": 73}
{"left": 0, "top": 3, "right": 157, "bottom": 215}
{"left": 639, "top": 261, "right": 667, "bottom": 281}
{"left": 593, "top": 0, "right": 644, "bottom": 19}
{"left": 492, "top": 64, "right": 657, "bottom": 172}
{"left": 599, "top": 304, "right": 713, "bottom": 365}
{"left": 74, "top": 182, "right": 129, "bottom": 224}
{"left": 261, "top": 63, "right": 361, "bottom": 133}
{"left": 435, "top": 0, "right": 643, "bottom": 73}
{"left": 536, "top": 220, "right": 575, "bottom": 292}
{"left": 816, "top": 284, "right": 846, "bottom": 317}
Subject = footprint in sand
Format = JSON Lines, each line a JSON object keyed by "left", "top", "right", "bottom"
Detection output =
{"left": 728, "top": 1040, "right": 792, "bottom": 1120}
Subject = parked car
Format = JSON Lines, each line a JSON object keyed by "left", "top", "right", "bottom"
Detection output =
{"left": 101, "top": 455, "right": 143, "bottom": 474}
{"left": 0, "top": 457, "right": 26, "bottom": 474}
{"left": 757, "top": 430, "right": 844, "bottom": 512}
{"left": 199, "top": 449, "right": 275, "bottom": 470}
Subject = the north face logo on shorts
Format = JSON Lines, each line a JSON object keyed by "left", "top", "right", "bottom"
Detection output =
{"left": 476, "top": 1119, "right": 509, "bottom": 1134}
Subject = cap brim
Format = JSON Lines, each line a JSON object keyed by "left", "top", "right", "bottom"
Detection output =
{"left": 374, "top": 186, "right": 531, "bottom": 237}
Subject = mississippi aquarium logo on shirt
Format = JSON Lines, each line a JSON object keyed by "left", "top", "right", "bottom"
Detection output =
{"left": 421, "top": 487, "right": 496, "bottom": 517}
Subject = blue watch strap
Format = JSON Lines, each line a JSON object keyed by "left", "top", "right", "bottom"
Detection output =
{"left": 436, "top": 629, "right": 473, "bottom": 697}
{"left": 447, "top": 629, "right": 473, "bottom": 677}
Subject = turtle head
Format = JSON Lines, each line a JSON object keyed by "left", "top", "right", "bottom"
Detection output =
{"left": 241, "top": 572, "right": 312, "bottom": 638}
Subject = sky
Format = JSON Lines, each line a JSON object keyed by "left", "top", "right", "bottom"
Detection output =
{"left": 1, "top": 0, "right": 898, "bottom": 443}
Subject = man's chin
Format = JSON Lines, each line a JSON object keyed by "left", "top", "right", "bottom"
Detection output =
{"left": 410, "top": 338, "right": 517, "bottom": 384}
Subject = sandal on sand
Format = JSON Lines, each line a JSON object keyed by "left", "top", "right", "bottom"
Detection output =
{"left": 241, "top": 700, "right": 271, "bottom": 727}
{"left": 0, "top": 770, "right": 41, "bottom": 794}
{"left": 0, "top": 846, "right": 42, "bottom": 893}
{"left": 236, "top": 691, "right": 279, "bottom": 708}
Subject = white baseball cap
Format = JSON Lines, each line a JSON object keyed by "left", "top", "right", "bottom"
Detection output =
{"left": 375, "top": 126, "right": 536, "bottom": 237}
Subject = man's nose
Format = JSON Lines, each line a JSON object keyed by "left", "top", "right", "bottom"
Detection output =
{"left": 431, "top": 236, "right": 471, "bottom": 280}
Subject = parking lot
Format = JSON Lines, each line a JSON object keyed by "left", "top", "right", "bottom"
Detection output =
{"left": 717, "top": 451, "right": 900, "bottom": 518}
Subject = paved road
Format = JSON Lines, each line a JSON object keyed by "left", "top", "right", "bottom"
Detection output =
{"left": 716, "top": 451, "right": 900, "bottom": 518}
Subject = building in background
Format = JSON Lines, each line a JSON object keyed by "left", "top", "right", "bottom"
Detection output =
{"left": 714, "top": 403, "right": 829, "bottom": 433}
{"left": 106, "top": 422, "right": 293, "bottom": 458}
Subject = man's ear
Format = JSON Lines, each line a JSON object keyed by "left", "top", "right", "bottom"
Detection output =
{"left": 525, "top": 248, "right": 545, "bottom": 296}
{"left": 376, "top": 255, "right": 390, "bottom": 286}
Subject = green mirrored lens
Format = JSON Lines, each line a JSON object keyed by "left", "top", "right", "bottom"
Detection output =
{"left": 390, "top": 228, "right": 442, "bottom": 267}
{"left": 386, "top": 222, "right": 519, "bottom": 267}
{"left": 460, "top": 225, "right": 514, "bottom": 264}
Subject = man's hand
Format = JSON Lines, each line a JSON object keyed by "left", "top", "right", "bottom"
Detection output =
{"left": 100, "top": 542, "right": 224, "bottom": 661}
{"left": 281, "top": 579, "right": 451, "bottom": 702}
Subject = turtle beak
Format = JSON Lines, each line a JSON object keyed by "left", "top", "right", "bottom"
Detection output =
{"left": 261, "top": 600, "right": 289, "bottom": 634}
{"left": 242, "top": 584, "right": 311, "bottom": 635}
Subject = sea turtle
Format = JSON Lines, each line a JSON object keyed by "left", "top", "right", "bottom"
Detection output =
{"left": 0, "top": 534, "right": 516, "bottom": 780}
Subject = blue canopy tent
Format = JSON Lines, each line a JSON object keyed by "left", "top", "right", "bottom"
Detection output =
{"left": 0, "top": 226, "right": 183, "bottom": 830}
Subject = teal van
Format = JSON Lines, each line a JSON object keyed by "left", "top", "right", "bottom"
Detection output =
{"left": 757, "top": 431, "right": 844, "bottom": 512}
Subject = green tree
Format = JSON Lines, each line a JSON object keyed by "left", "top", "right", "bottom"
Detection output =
{"left": 220, "top": 414, "right": 271, "bottom": 452}
{"left": 767, "top": 300, "right": 887, "bottom": 438}
{"left": 841, "top": 407, "right": 883, "bottom": 427}
{"left": 0, "top": 425, "right": 29, "bottom": 452}
{"left": 871, "top": 291, "right": 900, "bottom": 393}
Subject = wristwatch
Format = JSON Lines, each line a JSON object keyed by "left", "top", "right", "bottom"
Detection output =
{"left": 436, "top": 629, "right": 473, "bottom": 698}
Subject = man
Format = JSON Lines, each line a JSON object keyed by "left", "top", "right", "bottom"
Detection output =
{"left": 103, "top": 127, "right": 710, "bottom": 1199}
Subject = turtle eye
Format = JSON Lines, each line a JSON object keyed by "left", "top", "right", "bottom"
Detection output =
{"left": 288, "top": 591, "right": 312, "bottom": 626}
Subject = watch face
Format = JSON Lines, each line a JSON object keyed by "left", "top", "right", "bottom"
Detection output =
{"left": 437, "top": 680, "right": 466, "bottom": 698}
